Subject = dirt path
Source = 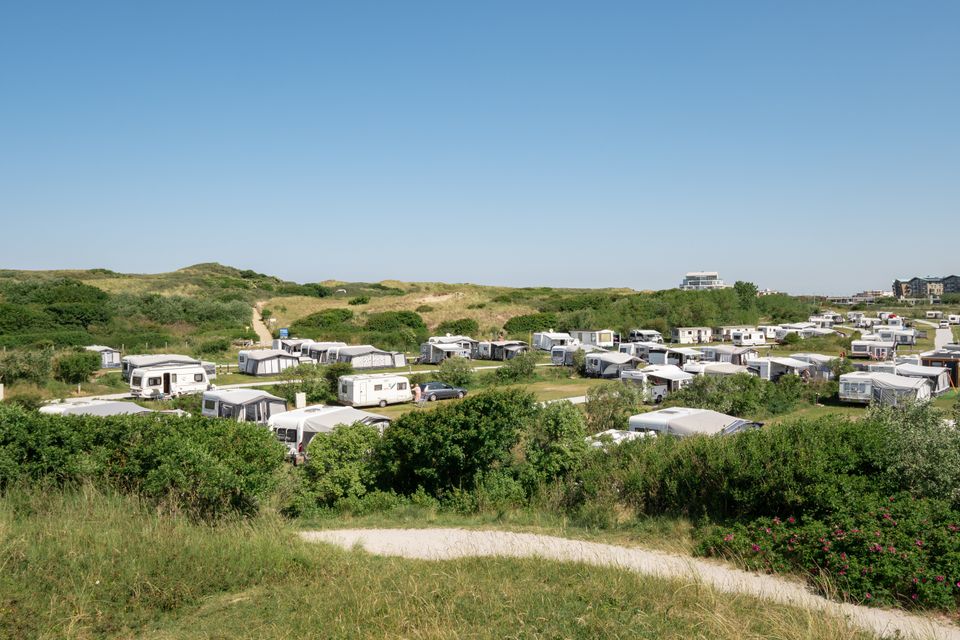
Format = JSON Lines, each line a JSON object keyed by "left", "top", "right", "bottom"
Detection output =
{"left": 302, "top": 528, "right": 960, "bottom": 640}
{"left": 251, "top": 304, "right": 273, "bottom": 346}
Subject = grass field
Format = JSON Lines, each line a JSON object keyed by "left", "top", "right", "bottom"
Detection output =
{"left": 0, "top": 488, "right": 877, "bottom": 640}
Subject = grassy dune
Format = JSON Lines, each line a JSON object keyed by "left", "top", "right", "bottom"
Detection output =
{"left": 0, "top": 488, "right": 875, "bottom": 640}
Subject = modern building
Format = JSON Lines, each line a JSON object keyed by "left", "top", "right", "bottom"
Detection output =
{"left": 892, "top": 276, "right": 959, "bottom": 300}
{"left": 679, "top": 271, "right": 732, "bottom": 291}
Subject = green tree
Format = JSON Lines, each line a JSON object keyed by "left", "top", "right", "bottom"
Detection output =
{"left": 436, "top": 357, "right": 475, "bottom": 388}
{"left": 303, "top": 422, "right": 382, "bottom": 504}
{"left": 734, "top": 281, "right": 758, "bottom": 310}
{"left": 523, "top": 401, "right": 589, "bottom": 484}
{"left": 495, "top": 351, "right": 540, "bottom": 383}
{"left": 53, "top": 350, "right": 101, "bottom": 384}
{"left": 583, "top": 382, "right": 644, "bottom": 434}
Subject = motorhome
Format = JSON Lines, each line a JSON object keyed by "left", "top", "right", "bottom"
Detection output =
{"left": 671, "top": 327, "right": 713, "bottom": 344}
{"left": 627, "top": 407, "right": 760, "bottom": 437}
{"left": 620, "top": 365, "right": 693, "bottom": 403}
{"left": 532, "top": 332, "right": 576, "bottom": 351}
{"left": 839, "top": 371, "right": 931, "bottom": 406}
{"left": 338, "top": 373, "right": 413, "bottom": 408}
{"left": 129, "top": 364, "right": 209, "bottom": 398}
{"left": 268, "top": 405, "right": 391, "bottom": 458}
{"left": 121, "top": 354, "right": 200, "bottom": 381}
{"left": 569, "top": 329, "right": 616, "bottom": 348}
{"left": 628, "top": 329, "right": 664, "bottom": 344}
{"left": 849, "top": 339, "right": 897, "bottom": 360}
{"left": 201, "top": 389, "right": 288, "bottom": 424}
{"left": 730, "top": 329, "right": 766, "bottom": 346}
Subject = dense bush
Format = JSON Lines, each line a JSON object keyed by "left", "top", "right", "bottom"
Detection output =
{"left": 348, "top": 296, "right": 369, "bottom": 306}
{"left": 290, "top": 308, "right": 354, "bottom": 333}
{"left": 495, "top": 351, "right": 540, "bottom": 383}
{"left": 364, "top": 311, "right": 425, "bottom": 332}
{"left": 663, "top": 373, "right": 814, "bottom": 418}
{"left": 303, "top": 423, "right": 382, "bottom": 504}
{"left": 53, "top": 350, "right": 101, "bottom": 383}
{"left": 194, "top": 337, "right": 231, "bottom": 356}
{"left": 436, "top": 317, "right": 480, "bottom": 336}
{"left": 0, "top": 405, "right": 284, "bottom": 520}
{"left": 0, "top": 348, "right": 53, "bottom": 385}
{"left": 521, "top": 402, "right": 589, "bottom": 486}
{"left": 436, "top": 356, "right": 475, "bottom": 387}
{"left": 583, "top": 382, "right": 645, "bottom": 434}
{"left": 377, "top": 389, "right": 539, "bottom": 496}
{"left": 503, "top": 313, "right": 558, "bottom": 334}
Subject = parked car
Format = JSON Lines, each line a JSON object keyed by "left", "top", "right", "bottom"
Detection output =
{"left": 417, "top": 382, "right": 467, "bottom": 401}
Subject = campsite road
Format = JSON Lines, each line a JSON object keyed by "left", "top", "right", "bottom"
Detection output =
{"left": 302, "top": 528, "right": 960, "bottom": 640}
{"left": 251, "top": 304, "right": 273, "bottom": 346}
{"left": 915, "top": 319, "right": 953, "bottom": 350}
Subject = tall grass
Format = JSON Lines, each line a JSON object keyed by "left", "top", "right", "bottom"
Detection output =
{"left": 0, "top": 487, "right": 874, "bottom": 640}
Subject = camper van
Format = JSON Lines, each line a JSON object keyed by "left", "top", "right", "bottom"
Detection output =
{"left": 130, "top": 364, "right": 210, "bottom": 399}
{"left": 201, "top": 389, "right": 288, "bottom": 424}
{"left": 338, "top": 373, "right": 413, "bottom": 408}
{"left": 730, "top": 329, "right": 766, "bottom": 346}
{"left": 628, "top": 329, "right": 664, "bottom": 344}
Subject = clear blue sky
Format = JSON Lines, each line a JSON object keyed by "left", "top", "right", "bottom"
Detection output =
{"left": 1, "top": 1, "right": 957, "bottom": 294}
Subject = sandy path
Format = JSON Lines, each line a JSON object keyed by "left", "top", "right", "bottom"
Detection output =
{"left": 302, "top": 528, "right": 960, "bottom": 640}
{"left": 251, "top": 304, "right": 273, "bottom": 346}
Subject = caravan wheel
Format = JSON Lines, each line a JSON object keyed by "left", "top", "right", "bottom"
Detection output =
{"left": 379, "top": 399, "right": 388, "bottom": 408}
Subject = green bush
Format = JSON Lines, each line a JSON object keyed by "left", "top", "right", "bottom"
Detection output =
{"left": 377, "top": 389, "right": 538, "bottom": 496}
{"left": 663, "top": 373, "right": 810, "bottom": 418}
{"left": 583, "top": 382, "right": 645, "bottom": 434}
{"left": 364, "top": 311, "right": 425, "bottom": 332}
{"left": 53, "top": 350, "right": 101, "bottom": 383}
{"left": 0, "top": 405, "right": 285, "bottom": 521}
{"left": 503, "top": 313, "right": 558, "bottom": 334}
{"left": 436, "top": 357, "right": 475, "bottom": 387}
{"left": 348, "top": 296, "right": 370, "bottom": 306}
{"left": 522, "top": 401, "right": 589, "bottom": 485}
{"left": 195, "top": 337, "right": 231, "bottom": 356}
{"left": 436, "top": 318, "right": 480, "bottom": 336}
{"left": 415, "top": 304, "right": 434, "bottom": 313}
{"left": 303, "top": 423, "right": 382, "bottom": 505}
{"left": 0, "top": 348, "right": 53, "bottom": 385}
{"left": 495, "top": 351, "right": 539, "bottom": 383}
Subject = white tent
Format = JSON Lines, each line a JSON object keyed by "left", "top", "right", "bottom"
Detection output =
{"left": 839, "top": 371, "right": 932, "bottom": 406}
{"left": 894, "top": 364, "right": 952, "bottom": 396}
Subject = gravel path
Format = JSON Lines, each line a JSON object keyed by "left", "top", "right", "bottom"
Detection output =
{"left": 303, "top": 528, "right": 960, "bottom": 640}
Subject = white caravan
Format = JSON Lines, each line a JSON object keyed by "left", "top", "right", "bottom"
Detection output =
{"left": 338, "top": 373, "right": 413, "bottom": 408}
{"left": 731, "top": 329, "right": 766, "bottom": 346}
{"left": 268, "top": 405, "right": 391, "bottom": 457}
{"left": 628, "top": 407, "right": 760, "bottom": 437}
{"left": 129, "top": 364, "right": 210, "bottom": 399}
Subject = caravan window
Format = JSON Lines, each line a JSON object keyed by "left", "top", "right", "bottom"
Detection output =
{"left": 194, "top": 373, "right": 204, "bottom": 382}
{"left": 132, "top": 376, "right": 142, "bottom": 387}
{"left": 147, "top": 377, "right": 161, "bottom": 386}
{"left": 275, "top": 428, "right": 297, "bottom": 443}
{"left": 203, "top": 399, "right": 216, "bottom": 412}
{"left": 397, "top": 382, "right": 408, "bottom": 390}
{"left": 244, "top": 403, "right": 261, "bottom": 422}
{"left": 374, "top": 384, "right": 383, "bottom": 391}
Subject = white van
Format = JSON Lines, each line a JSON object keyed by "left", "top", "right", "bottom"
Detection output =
{"left": 338, "top": 373, "right": 413, "bottom": 408}
{"left": 130, "top": 364, "right": 210, "bottom": 399}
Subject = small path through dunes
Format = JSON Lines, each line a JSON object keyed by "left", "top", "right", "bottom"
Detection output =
{"left": 251, "top": 304, "right": 273, "bottom": 346}
{"left": 302, "top": 528, "right": 960, "bottom": 640}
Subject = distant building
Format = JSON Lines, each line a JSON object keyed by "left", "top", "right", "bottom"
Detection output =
{"left": 679, "top": 271, "right": 732, "bottom": 291}
{"left": 892, "top": 276, "right": 959, "bottom": 300}
{"left": 826, "top": 290, "right": 892, "bottom": 305}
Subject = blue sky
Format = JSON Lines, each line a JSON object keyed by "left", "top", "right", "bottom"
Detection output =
{"left": 1, "top": 1, "right": 957, "bottom": 294}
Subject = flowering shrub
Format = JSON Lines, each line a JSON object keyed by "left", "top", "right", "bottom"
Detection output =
{"left": 698, "top": 494, "right": 960, "bottom": 609}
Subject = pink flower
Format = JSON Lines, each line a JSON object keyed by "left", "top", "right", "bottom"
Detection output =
{"left": 936, "top": 575, "right": 945, "bottom": 583}
{"left": 787, "top": 516, "right": 796, "bottom": 524}
{"left": 723, "top": 533, "right": 735, "bottom": 542}
{"left": 955, "top": 581, "right": 960, "bottom": 588}
{"left": 912, "top": 594, "right": 918, "bottom": 600}
{"left": 865, "top": 592, "right": 872, "bottom": 599}
{"left": 751, "top": 544, "right": 761, "bottom": 552}
{"left": 772, "top": 517, "right": 781, "bottom": 525}
{"left": 915, "top": 539, "right": 924, "bottom": 547}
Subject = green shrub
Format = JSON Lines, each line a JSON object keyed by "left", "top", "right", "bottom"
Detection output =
{"left": 348, "top": 296, "right": 370, "bottom": 306}
{"left": 53, "top": 350, "right": 101, "bottom": 383}
{"left": 415, "top": 304, "right": 434, "bottom": 313}
{"left": 303, "top": 423, "right": 382, "bottom": 505}
{"left": 503, "top": 313, "right": 558, "bottom": 334}
{"left": 0, "top": 348, "right": 53, "bottom": 385}
{"left": 436, "top": 357, "right": 475, "bottom": 387}
{"left": 0, "top": 405, "right": 285, "bottom": 521}
{"left": 377, "top": 388, "right": 538, "bottom": 496}
{"left": 364, "top": 311, "right": 425, "bottom": 332}
{"left": 436, "top": 318, "right": 480, "bottom": 336}
{"left": 495, "top": 351, "right": 539, "bottom": 383}
{"left": 195, "top": 337, "right": 231, "bottom": 356}
{"left": 522, "top": 401, "right": 589, "bottom": 485}
{"left": 583, "top": 382, "right": 644, "bottom": 434}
